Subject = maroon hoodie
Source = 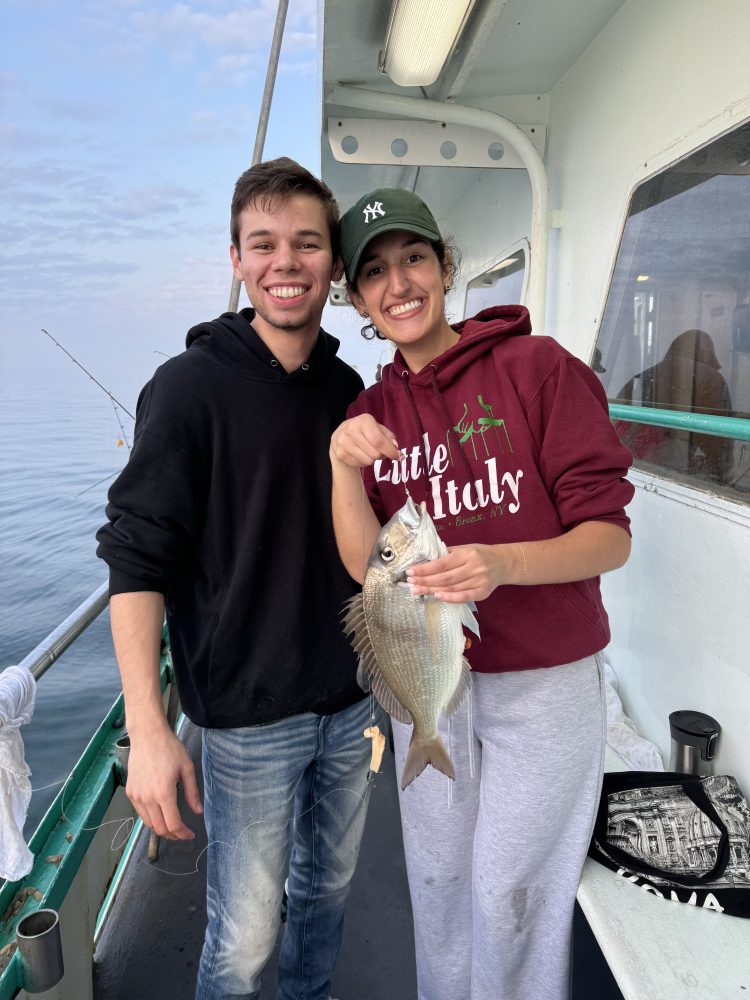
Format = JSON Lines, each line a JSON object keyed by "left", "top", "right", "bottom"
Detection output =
{"left": 348, "top": 305, "right": 634, "bottom": 674}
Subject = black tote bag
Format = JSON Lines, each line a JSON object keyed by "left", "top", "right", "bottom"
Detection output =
{"left": 588, "top": 770, "right": 750, "bottom": 917}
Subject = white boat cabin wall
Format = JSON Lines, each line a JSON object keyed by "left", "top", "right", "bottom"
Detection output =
{"left": 322, "top": 0, "right": 750, "bottom": 791}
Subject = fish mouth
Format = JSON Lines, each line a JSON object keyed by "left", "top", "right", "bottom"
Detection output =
{"left": 402, "top": 495, "right": 425, "bottom": 528}
{"left": 392, "top": 558, "right": 429, "bottom": 585}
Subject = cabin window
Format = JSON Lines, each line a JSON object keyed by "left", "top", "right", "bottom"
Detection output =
{"left": 593, "top": 121, "right": 750, "bottom": 501}
{"left": 465, "top": 246, "right": 526, "bottom": 316}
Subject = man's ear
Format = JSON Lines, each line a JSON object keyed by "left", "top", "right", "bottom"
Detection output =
{"left": 331, "top": 255, "right": 344, "bottom": 283}
{"left": 230, "top": 244, "right": 243, "bottom": 282}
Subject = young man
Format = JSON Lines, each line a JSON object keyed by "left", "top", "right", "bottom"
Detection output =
{"left": 96, "top": 158, "right": 377, "bottom": 1000}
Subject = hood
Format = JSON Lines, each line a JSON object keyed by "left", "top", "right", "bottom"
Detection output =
{"left": 185, "top": 307, "right": 343, "bottom": 383}
{"left": 377, "top": 305, "right": 532, "bottom": 506}
{"left": 381, "top": 305, "right": 532, "bottom": 392}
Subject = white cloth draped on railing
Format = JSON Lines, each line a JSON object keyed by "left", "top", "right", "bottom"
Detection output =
{"left": 0, "top": 664, "right": 37, "bottom": 881}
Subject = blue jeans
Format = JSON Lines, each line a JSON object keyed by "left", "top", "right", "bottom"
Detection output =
{"left": 195, "top": 696, "right": 378, "bottom": 1000}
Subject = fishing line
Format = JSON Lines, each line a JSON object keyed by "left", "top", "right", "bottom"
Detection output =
{"left": 40, "top": 328, "right": 135, "bottom": 420}
{"left": 144, "top": 785, "right": 373, "bottom": 878}
{"left": 40, "top": 327, "right": 134, "bottom": 497}
{"left": 109, "top": 399, "right": 131, "bottom": 452}
{"left": 29, "top": 777, "right": 68, "bottom": 792}
{"left": 360, "top": 468, "right": 367, "bottom": 579}
{"left": 43, "top": 752, "right": 375, "bottom": 878}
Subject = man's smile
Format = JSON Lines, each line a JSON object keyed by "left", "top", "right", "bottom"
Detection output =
{"left": 267, "top": 285, "right": 310, "bottom": 300}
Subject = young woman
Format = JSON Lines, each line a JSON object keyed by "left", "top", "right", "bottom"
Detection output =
{"left": 330, "top": 187, "right": 634, "bottom": 1000}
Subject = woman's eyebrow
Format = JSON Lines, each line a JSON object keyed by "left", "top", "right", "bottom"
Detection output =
{"left": 360, "top": 236, "right": 427, "bottom": 265}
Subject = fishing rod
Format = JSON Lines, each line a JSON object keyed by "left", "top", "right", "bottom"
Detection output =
{"left": 40, "top": 328, "right": 135, "bottom": 420}
{"left": 71, "top": 470, "right": 121, "bottom": 500}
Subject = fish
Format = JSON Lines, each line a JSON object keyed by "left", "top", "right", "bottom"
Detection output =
{"left": 343, "top": 496, "right": 480, "bottom": 789}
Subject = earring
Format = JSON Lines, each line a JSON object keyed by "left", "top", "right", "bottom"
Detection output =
{"left": 360, "top": 310, "right": 369, "bottom": 318}
{"left": 444, "top": 285, "right": 451, "bottom": 294}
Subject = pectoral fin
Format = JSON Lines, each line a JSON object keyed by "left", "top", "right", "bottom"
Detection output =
{"left": 460, "top": 601, "right": 480, "bottom": 638}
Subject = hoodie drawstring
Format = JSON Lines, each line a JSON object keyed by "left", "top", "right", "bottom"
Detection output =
{"left": 398, "top": 366, "right": 481, "bottom": 508}
{"left": 400, "top": 369, "right": 432, "bottom": 503}
{"left": 428, "top": 365, "right": 481, "bottom": 507}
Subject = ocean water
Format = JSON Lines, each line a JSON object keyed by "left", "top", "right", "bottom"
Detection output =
{"left": 1, "top": 366, "right": 145, "bottom": 833}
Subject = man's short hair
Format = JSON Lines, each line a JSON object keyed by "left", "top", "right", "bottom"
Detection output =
{"left": 230, "top": 157, "right": 340, "bottom": 259}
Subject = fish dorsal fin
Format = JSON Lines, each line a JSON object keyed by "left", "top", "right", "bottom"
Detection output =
{"left": 460, "top": 601, "right": 480, "bottom": 638}
{"left": 342, "top": 594, "right": 412, "bottom": 725}
{"left": 443, "top": 658, "right": 472, "bottom": 717}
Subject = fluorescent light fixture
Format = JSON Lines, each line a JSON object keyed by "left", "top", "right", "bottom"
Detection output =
{"left": 379, "top": 0, "right": 477, "bottom": 88}
{"left": 492, "top": 256, "right": 520, "bottom": 271}
{"left": 636, "top": 275, "right": 650, "bottom": 282}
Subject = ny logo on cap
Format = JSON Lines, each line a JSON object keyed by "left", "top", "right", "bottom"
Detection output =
{"left": 363, "top": 201, "right": 385, "bottom": 224}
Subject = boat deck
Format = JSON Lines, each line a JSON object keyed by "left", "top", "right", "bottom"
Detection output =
{"left": 93, "top": 721, "right": 622, "bottom": 999}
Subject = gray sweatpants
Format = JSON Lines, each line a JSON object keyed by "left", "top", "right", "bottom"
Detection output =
{"left": 392, "top": 655, "right": 605, "bottom": 1000}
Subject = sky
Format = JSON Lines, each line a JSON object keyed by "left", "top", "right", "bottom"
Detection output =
{"left": 1, "top": 0, "right": 381, "bottom": 391}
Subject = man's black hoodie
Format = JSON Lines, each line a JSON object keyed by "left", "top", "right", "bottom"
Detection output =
{"left": 96, "top": 309, "right": 365, "bottom": 728}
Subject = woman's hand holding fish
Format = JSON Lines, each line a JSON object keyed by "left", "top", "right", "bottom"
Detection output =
{"left": 330, "top": 413, "right": 403, "bottom": 468}
{"left": 407, "top": 523, "right": 632, "bottom": 601}
{"left": 407, "top": 543, "right": 518, "bottom": 602}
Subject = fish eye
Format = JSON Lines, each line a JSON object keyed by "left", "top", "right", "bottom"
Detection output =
{"left": 380, "top": 546, "right": 395, "bottom": 562}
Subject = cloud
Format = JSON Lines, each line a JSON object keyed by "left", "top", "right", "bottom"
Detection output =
{"left": 216, "top": 53, "right": 253, "bottom": 72}
{"left": 77, "top": 3, "right": 316, "bottom": 85}
{"left": 130, "top": 2, "right": 316, "bottom": 60}
{"left": 49, "top": 99, "right": 117, "bottom": 123}
{"left": 0, "top": 149, "right": 207, "bottom": 247}
{"left": 159, "top": 108, "right": 249, "bottom": 145}
{"left": 1, "top": 160, "right": 88, "bottom": 192}
{"left": 0, "top": 251, "right": 142, "bottom": 310}
{"left": 149, "top": 253, "right": 229, "bottom": 307}
{"left": 279, "top": 59, "right": 316, "bottom": 77}
{"left": 0, "top": 124, "right": 54, "bottom": 152}
{"left": 116, "top": 182, "right": 204, "bottom": 220}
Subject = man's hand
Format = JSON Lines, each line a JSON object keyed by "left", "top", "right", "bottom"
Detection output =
{"left": 126, "top": 724, "right": 203, "bottom": 840}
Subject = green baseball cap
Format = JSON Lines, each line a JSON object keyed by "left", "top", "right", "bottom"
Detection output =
{"left": 339, "top": 188, "right": 442, "bottom": 284}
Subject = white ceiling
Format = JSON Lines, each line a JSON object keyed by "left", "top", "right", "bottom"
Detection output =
{"left": 320, "top": 0, "right": 625, "bottom": 212}
{"left": 322, "top": 0, "right": 625, "bottom": 102}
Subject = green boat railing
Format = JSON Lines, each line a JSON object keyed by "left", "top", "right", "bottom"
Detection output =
{"left": 0, "top": 587, "right": 174, "bottom": 1000}
{"left": 18, "top": 583, "right": 109, "bottom": 681}
{"left": 608, "top": 403, "right": 750, "bottom": 441}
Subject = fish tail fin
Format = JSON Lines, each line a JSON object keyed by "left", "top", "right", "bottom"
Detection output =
{"left": 400, "top": 735, "right": 455, "bottom": 790}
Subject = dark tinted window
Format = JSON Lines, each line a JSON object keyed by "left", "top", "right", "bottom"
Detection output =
{"left": 594, "top": 122, "right": 750, "bottom": 500}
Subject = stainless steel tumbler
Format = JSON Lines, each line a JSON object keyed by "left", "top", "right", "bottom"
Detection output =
{"left": 669, "top": 710, "right": 721, "bottom": 774}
